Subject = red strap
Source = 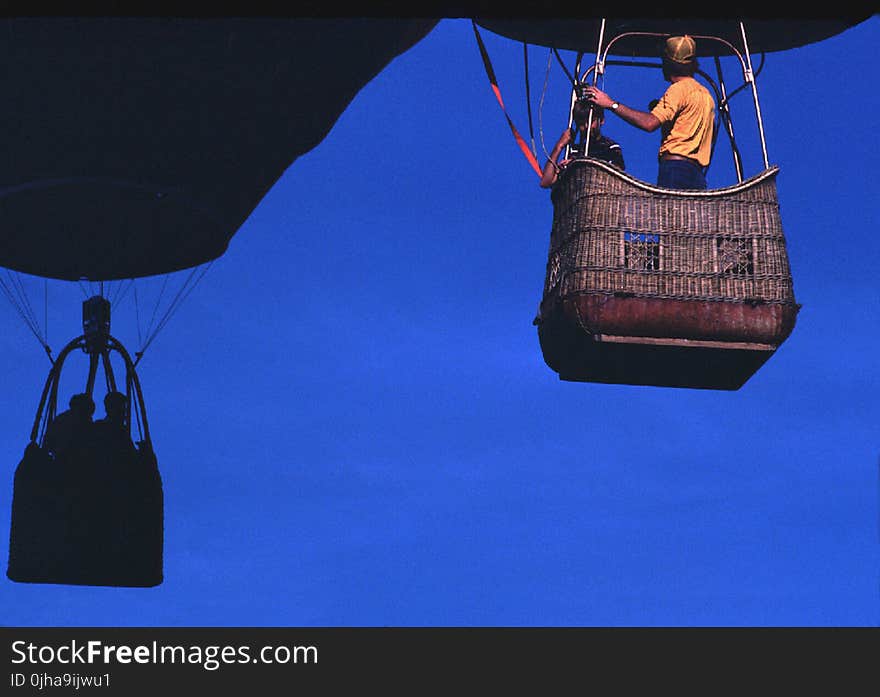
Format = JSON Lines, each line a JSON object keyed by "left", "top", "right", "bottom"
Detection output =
{"left": 472, "top": 22, "right": 543, "bottom": 179}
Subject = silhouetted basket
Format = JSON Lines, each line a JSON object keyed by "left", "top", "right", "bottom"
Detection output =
{"left": 7, "top": 333, "right": 163, "bottom": 587}
{"left": 8, "top": 443, "right": 163, "bottom": 587}
{"left": 535, "top": 159, "right": 800, "bottom": 389}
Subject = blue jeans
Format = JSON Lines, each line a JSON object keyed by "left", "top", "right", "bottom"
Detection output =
{"left": 658, "top": 159, "right": 707, "bottom": 190}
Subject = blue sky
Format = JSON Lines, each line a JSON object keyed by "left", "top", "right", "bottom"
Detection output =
{"left": 1, "top": 16, "right": 878, "bottom": 626}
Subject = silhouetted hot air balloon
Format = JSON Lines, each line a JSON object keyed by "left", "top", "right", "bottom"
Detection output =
{"left": 3, "top": 17, "right": 438, "bottom": 587}
{"left": 473, "top": 17, "right": 870, "bottom": 389}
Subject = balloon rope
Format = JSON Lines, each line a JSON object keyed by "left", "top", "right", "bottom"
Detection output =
{"left": 523, "top": 42, "right": 537, "bottom": 161}
{"left": 137, "top": 261, "right": 214, "bottom": 361}
{"left": 551, "top": 48, "right": 576, "bottom": 87}
{"left": 0, "top": 271, "right": 52, "bottom": 359}
{"left": 134, "top": 283, "right": 144, "bottom": 350}
{"left": 9, "top": 271, "right": 41, "bottom": 338}
{"left": 471, "top": 21, "right": 543, "bottom": 178}
{"left": 538, "top": 48, "right": 553, "bottom": 160}
{"left": 139, "top": 273, "right": 171, "bottom": 352}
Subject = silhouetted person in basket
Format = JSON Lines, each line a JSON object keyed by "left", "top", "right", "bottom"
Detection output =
{"left": 43, "top": 393, "right": 95, "bottom": 460}
{"left": 92, "top": 391, "right": 136, "bottom": 458}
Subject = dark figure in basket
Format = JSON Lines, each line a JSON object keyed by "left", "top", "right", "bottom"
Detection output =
{"left": 43, "top": 392, "right": 96, "bottom": 460}
{"left": 91, "top": 391, "right": 137, "bottom": 458}
{"left": 540, "top": 100, "right": 625, "bottom": 188}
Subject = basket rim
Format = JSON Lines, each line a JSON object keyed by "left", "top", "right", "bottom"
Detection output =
{"left": 557, "top": 159, "right": 780, "bottom": 198}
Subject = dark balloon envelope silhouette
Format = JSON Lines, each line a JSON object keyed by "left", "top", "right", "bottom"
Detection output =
{"left": 474, "top": 16, "right": 870, "bottom": 389}
{"left": 3, "top": 17, "right": 438, "bottom": 587}
{"left": 0, "top": 17, "right": 437, "bottom": 281}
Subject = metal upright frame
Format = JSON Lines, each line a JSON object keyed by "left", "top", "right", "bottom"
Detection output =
{"left": 568, "top": 20, "right": 771, "bottom": 182}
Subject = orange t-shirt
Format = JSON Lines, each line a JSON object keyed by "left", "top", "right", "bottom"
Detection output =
{"left": 650, "top": 77, "right": 715, "bottom": 166}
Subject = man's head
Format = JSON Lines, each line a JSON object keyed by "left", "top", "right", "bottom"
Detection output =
{"left": 69, "top": 393, "right": 95, "bottom": 419}
{"left": 573, "top": 100, "right": 604, "bottom": 132}
{"left": 662, "top": 35, "right": 698, "bottom": 77}
{"left": 104, "top": 391, "right": 127, "bottom": 421}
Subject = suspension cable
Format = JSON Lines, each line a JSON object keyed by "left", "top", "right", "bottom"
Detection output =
{"left": 551, "top": 47, "right": 576, "bottom": 88}
{"left": 7, "top": 271, "right": 40, "bottom": 335}
{"left": 538, "top": 48, "right": 553, "bottom": 160}
{"left": 112, "top": 278, "right": 136, "bottom": 308}
{"left": 136, "top": 261, "right": 214, "bottom": 363}
{"left": 77, "top": 279, "right": 91, "bottom": 299}
{"left": 106, "top": 278, "right": 124, "bottom": 308}
{"left": 0, "top": 271, "right": 52, "bottom": 359}
{"left": 134, "top": 283, "right": 144, "bottom": 350}
{"left": 523, "top": 42, "right": 538, "bottom": 161}
{"left": 717, "top": 52, "right": 765, "bottom": 109}
{"left": 130, "top": 369, "right": 145, "bottom": 444}
{"left": 43, "top": 278, "right": 48, "bottom": 347}
{"left": 139, "top": 273, "right": 171, "bottom": 352}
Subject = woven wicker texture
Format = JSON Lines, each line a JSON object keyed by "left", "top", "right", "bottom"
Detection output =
{"left": 543, "top": 160, "right": 798, "bottom": 307}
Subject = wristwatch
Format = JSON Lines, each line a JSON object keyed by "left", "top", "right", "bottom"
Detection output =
{"left": 610, "top": 102, "right": 620, "bottom": 111}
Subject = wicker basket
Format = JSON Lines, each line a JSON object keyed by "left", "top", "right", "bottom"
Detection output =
{"left": 536, "top": 159, "right": 800, "bottom": 389}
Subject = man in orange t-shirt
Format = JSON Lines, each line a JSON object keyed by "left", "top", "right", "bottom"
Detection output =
{"left": 583, "top": 35, "right": 715, "bottom": 190}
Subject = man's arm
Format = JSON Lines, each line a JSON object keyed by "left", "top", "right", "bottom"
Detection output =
{"left": 540, "top": 129, "right": 574, "bottom": 188}
{"left": 584, "top": 87, "right": 661, "bottom": 133}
